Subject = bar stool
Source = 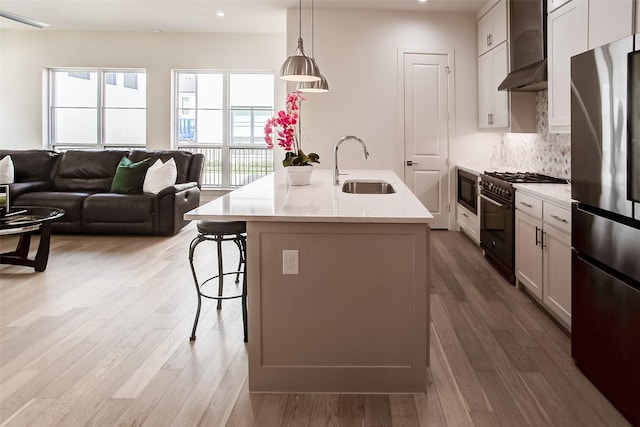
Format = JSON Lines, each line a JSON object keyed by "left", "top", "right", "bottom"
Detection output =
{"left": 188, "top": 220, "right": 247, "bottom": 342}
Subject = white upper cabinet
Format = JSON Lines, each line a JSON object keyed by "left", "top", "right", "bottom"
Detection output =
{"left": 478, "top": 43, "right": 510, "bottom": 128}
{"left": 548, "top": 0, "right": 588, "bottom": 133}
{"left": 478, "top": 0, "right": 508, "bottom": 56}
{"left": 588, "top": 0, "right": 634, "bottom": 49}
{"left": 547, "top": 0, "right": 634, "bottom": 133}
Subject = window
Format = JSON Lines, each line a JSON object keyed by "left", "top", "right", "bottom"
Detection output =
{"left": 175, "top": 71, "right": 274, "bottom": 188}
{"left": 48, "top": 69, "right": 146, "bottom": 150}
{"left": 105, "top": 72, "right": 116, "bottom": 85}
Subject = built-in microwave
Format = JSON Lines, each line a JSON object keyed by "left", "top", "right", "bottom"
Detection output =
{"left": 457, "top": 169, "right": 478, "bottom": 215}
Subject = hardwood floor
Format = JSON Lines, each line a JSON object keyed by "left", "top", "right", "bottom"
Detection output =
{"left": 0, "top": 227, "right": 631, "bottom": 426}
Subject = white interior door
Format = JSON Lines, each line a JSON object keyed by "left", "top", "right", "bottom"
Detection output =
{"left": 403, "top": 52, "right": 450, "bottom": 229}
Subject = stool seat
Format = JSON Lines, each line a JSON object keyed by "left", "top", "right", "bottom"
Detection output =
{"left": 197, "top": 220, "right": 246, "bottom": 235}
{"left": 189, "top": 220, "right": 248, "bottom": 342}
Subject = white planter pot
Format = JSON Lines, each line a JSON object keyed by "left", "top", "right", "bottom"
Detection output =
{"left": 286, "top": 166, "right": 313, "bottom": 186}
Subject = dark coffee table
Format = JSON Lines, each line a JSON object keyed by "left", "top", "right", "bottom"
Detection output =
{"left": 0, "top": 207, "right": 65, "bottom": 272}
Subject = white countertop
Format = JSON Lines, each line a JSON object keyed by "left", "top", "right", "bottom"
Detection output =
{"left": 513, "top": 183, "right": 572, "bottom": 207}
{"left": 185, "top": 169, "right": 434, "bottom": 224}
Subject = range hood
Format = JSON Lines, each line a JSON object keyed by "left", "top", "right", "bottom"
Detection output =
{"left": 498, "top": 0, "right": 547, "bottom": 92}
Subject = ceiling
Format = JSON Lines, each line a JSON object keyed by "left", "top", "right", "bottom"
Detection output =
{"left": 0, "top": 0, "right": 484, "bottom": 34}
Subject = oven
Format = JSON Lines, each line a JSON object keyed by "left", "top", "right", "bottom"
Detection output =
{"left": 457, "top": 169, "right": 478, "bottom": 215}
{"left": 479, "top": 172, "right": 568, "bottom": 284}
{"left": 479, "top": 189, "right": 514, "bottom": 282}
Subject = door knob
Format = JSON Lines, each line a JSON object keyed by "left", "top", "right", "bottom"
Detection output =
{"left": 406, "top": 161, "right": 419, "bottom": 166}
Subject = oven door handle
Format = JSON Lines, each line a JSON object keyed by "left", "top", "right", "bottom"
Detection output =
{"left": 480, "top": 194, "right": 505, "bottom": 207}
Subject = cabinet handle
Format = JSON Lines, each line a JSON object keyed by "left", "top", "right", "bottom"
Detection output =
{"left": 535, "top": 226, "right": 540, "bottom": 246}
{"left": 488, "top": 113, "right": 494, "bottom": 125}
{"left": 541, "top": 231, "right": 547, "bottom": 249}
{"left": 550, "top": 214, "right": 568, "bottom": 223}
{"left": 462, "top": 212, "right": 468, "bottom": 218}
{"left": 520, "top": 202, "right": 533, "bottom": 208}
{"left": 487, "top": 34, "right": 492, "bottom": 46}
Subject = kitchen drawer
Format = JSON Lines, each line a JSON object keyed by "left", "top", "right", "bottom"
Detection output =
{"left": 544, "top": 202, "right": 571, "bottom": 233}
{"left": 457, "top": 203, "right": 479, "bottom": 243}
{"left": 516, "top": 192, "right": 543, "bottom": 219}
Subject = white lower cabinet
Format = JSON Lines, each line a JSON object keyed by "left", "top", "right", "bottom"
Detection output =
{"left": 542, "top": 224, "right": 572, "bottom": 327}
{"left": 515, "top": 192, "right": 571, "bottom": 329}
{"left": 457, "top": 203, "right": 480, "bottom": 244}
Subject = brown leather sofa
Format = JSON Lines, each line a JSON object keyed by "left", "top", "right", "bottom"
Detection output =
{"left": 1, "top": 149, "right": 205, "bottom": 235}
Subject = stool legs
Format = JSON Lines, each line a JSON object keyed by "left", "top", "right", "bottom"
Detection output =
{"left": 188, "top": 235, "right": 202, "bottom": 341}
{"left": 216, "top": 238, "right": 223, "bottom": 310}
{"left": 188, "top": 232, "right": 247, "bottom": 342}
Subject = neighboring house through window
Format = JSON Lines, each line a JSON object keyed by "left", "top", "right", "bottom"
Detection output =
{"left": 174, "top": 71, "right": 274, "bottom": 188}
{"left": 49, "top": 69, "right": 147, "bottom": 151}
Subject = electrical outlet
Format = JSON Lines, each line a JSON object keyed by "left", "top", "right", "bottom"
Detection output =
{"left": 301, "top": 132, "right": 313, "bottom": 144}
{"left": 282, "top": 250, "right": 299, "bottom": 275}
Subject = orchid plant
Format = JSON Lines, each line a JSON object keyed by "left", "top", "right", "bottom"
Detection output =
{"left": 264, "top": 91, "right": 320, "bottom": 167}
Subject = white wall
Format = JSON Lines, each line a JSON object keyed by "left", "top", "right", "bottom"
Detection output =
{"left": 0, "top": 30, "right": 286, "bottom": 150}
{"left": 285, "top": 8, "right": 494, "bottom": 176}
{"left": 1, "top": 11, "right": 495, "bottom": 175}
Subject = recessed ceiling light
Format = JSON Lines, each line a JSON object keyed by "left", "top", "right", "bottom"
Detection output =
{"left": 418, "top": 0, "right": 427, "bottom": 2}
{"left": 216, "top": 11, "right": 225, "bottom": 17}
{"left": 151, "top": 28, "right": 162, "bottom": 33}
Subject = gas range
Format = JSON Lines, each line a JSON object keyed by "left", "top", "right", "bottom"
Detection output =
{"left": 480, "top": 172, "right": 568, "bottom": 203}
{"left": 479, "top": 171, "right": 568, "bottom": 284}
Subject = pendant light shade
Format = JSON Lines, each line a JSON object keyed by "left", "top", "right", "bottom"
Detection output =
{"left": 280, "top": 37, "right": 321, "bottom": 82}
{"left": 296, "top": 0, "right": 329, "bottom": 92}
{"left": 280, "top": 0, "right": 321, "bottom": 82}
{"left": 298, "top": 60, "right": 329, "bottom": 92}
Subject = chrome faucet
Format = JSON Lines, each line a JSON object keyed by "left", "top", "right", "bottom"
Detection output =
{"left": 334, "top": 135, "right": 369, "bottom": 185}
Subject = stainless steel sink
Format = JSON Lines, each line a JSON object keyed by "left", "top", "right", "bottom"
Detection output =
{"left": 341, "top": 180, "right": 395, "bottom": 194}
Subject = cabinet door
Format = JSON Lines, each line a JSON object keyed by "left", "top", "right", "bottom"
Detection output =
{"left": 478, "top": 0, "right": 507, "bottom": 56}
{"left": 548, "top": 0, "right": 588, "bottom": 132}
{"left": 478, "top": 53, "right": 493, "bottom": 128}
{"left": 492, "top": 0, "right": 507, "bottom": 49}
{"left": 478, "top": 11, "right": 493, "bottom": 57}
{"left": 588, "top": 0, "right": 633, "bottom": 49}
{"left": 543, "top": 224, "right": 572, "bottom": 328}
{"left": 491, "top": 43, "right": 509, "bottom": 128}
{"left": 515, "top": 210, "right": 543, "bottom": 299}
{"left": 478, "top": 45, "right": 509, "bottom": 129}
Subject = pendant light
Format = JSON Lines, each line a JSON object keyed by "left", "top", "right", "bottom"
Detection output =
{"left": 298, "top": 0, "right": 329, "bottom": 93}
{"left": 280, "top": 0, "right": 321, "bottom": 82}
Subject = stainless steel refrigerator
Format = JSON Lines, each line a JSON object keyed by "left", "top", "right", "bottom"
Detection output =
{"left": 571, "top": 34, "right": 640, "bottom": 426}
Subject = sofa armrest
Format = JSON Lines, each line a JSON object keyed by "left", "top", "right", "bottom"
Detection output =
{"left": 155, "top": 181, "right": 199, "bottom": 197}
{"left": 153, "top": 183, "right": 201, "bottom": 235}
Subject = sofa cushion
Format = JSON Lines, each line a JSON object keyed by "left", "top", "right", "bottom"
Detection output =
{"left": 0, "top": 155, "right": 15, "bottom": 184}
{"left": 143, "top": 158, "right": 178, "bottom": 194}
{"left": 110, "top": 157, "right": 152, "bottom": 194}
{"left": 13, "top": 191, "right": 88, "bottom": 225}
{"left": 83, "top": 193, "right": 155, "bottom": 223}
{"left": 53, "top": 150, "right": 128, "bottom": 192}
{"left": 128, "top": 150, "right": 193, "bottom": 184}
{"left": 0, "top": 150, "right": 59, "bottom": 182}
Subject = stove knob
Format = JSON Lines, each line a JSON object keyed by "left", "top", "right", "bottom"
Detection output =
{"left": 505, "top": 189, "right": 511, "bottom": 198}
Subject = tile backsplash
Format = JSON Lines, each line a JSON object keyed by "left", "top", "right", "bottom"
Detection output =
{"left": 498, "top": 90, "right": 571, "bottom": 179}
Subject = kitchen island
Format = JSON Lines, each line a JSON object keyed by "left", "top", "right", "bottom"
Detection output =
{"left": 184, "top": 169, "right": 433, "bottom": 393}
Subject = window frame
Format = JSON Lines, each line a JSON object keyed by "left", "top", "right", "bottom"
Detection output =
{"left": 48, "top": 68, "right": 147, "bottom": 151}
{"left": 173, "top": 70, "right": 275, "bottom": 188}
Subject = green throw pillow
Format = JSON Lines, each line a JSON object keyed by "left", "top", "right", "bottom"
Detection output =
{"left": 110, "top": 157, "right": 152, "bottom": 194}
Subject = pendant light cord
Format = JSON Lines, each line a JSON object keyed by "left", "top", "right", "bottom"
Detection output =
{"left": 311, "top": 0, "right": 315, "bottom": 58}
{"left": 298, "top": 0, "right": 302, "bottom": 39}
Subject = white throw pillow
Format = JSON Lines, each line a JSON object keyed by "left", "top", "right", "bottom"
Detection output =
{"left": 0, "top": 155, "right": 15, "bottom": 184}
{"left": 143, "top": 158, "right": 178, "bottom": 194}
